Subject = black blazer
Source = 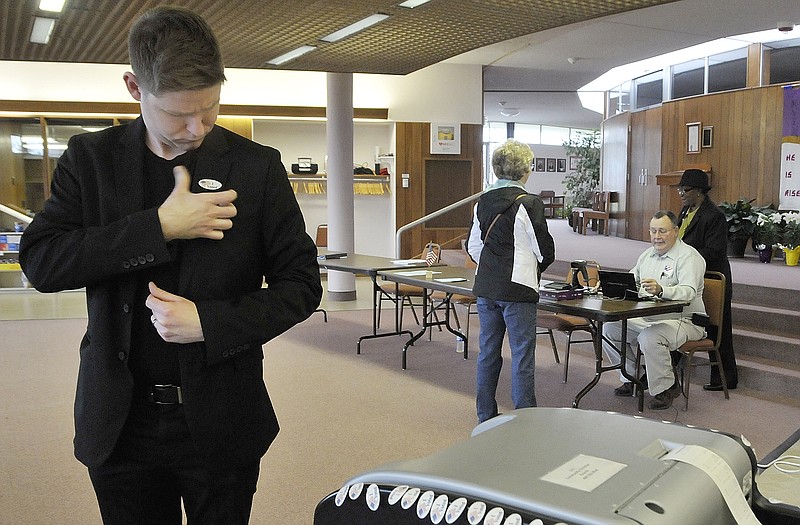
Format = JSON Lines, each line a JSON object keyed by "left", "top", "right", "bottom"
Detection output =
{"left": 20, "top": 118, "right": 322, "bottom": 468}
{"left": 678, "top": 195, "right": 732, "bottom": 281}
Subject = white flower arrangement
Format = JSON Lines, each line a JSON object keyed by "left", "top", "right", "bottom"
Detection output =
{"left": 754, "top": 212, "right": 782, "bottom": 249}
{"left": 779, "top": 211, "right": 800, "bottom": 250}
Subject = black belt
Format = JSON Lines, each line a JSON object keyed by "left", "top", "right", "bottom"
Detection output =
{"left": 149, "top": 384, "right": 183, "bottom": 405}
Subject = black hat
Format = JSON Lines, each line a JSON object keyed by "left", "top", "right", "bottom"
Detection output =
{"left": 678, "top": 169, "right": 710, "bottom": 191}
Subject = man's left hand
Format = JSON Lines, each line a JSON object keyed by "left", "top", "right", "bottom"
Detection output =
{"left": 146, "top": 282, "right": 205, "bottom": 343}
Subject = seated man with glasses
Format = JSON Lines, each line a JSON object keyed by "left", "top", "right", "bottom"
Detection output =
{"left": 601, "top": 210, "right": 707, "bottom": 410}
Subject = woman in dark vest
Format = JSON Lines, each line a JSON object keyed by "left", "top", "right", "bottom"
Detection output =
{"left": 676, "top": 169, "right": 738, "bottom": 390}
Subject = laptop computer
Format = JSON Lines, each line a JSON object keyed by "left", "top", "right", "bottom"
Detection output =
{"left": 598, "top": 270, "right": 654, "bottom": 301}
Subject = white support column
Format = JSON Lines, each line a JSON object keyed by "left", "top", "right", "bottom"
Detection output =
{"left": 326, "top": 72, "right": 357, "bottom": 301}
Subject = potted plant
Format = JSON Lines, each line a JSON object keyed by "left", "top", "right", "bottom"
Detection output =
{"left": 719, "top": 198, "right": 757, "bottom": 257}
{"left": 753, "top": 210, "right": 781, "bottom": 262}
{"left": 779, "top": 211, "right": 800, "bottom": 266}
{"left": 562, "top": 131, "right": 600, "bottom": 210}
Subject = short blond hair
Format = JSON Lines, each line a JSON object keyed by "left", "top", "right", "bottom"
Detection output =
{"left": 491, "top": 140, "right": 534, "bottom": 181}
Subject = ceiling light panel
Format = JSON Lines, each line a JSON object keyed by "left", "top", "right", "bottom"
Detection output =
{"left": 39, "top": 0, "right": 66, "bottom": 12}
{"left": 320, "top": 14, "right": 390, "bottom": 43}
{"left": 398, "top": 0, "right": 433, "bottom": 7}
{"left": 30, "top": 17, "right": 56, "bottom": 44}
{"left": 266, "top": 45, "right": 317, "bottom": 66}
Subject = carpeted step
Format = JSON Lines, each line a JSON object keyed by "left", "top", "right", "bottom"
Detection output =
{"left": 732, "top": 328, "right": 800, "bottom": 366}
{"left": 732, "top": 303, "right": 800, "bottom": 339}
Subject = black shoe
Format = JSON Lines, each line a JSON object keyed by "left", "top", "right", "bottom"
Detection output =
{"left": 648, "top": 382, "right": 681, "bottom": 410}
{"left": 614, "top": 382, "right": 634, "bottom": 396}
{"left": 703, "top": 383, "right": 736, "bottom": 391}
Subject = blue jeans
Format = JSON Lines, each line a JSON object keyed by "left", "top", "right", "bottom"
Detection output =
{"left": 476, "top": 297, "right": 538, "bottom": 422}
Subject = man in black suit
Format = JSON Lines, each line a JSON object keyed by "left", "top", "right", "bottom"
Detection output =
{"left": 19, "top": 7, "right": 322, "bottom": 524}
{"left": 677, "top": 169, "right": 738, "bottom": 390}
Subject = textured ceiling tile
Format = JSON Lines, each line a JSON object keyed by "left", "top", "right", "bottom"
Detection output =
{"left": 2, "top": 0, "right": 679, "bottom": 75}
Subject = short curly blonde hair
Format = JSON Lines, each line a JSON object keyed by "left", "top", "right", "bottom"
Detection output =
{"left": 491, "top": 140, "right": 534, "bottom": 181}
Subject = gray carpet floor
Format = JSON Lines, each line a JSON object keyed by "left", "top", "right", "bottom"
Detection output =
{"left": 2, "top": 307, "right": 799, "bottom": 524}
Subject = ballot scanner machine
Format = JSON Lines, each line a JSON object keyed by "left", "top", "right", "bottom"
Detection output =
{"left": 315, "top": 408, "right": 756, "bottom": 525}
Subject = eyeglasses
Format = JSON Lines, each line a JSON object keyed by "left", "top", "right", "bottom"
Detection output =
{"left": 649, "top": 227, "right": 677, "bottom": 235}
{"left": 677, "top": 187, "right": 695, "bottom": 195}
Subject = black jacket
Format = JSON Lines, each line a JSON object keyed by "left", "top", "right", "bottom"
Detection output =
{"left": 467, "top": 185, "right": 555, "bottom": 302}
{"left": 20, "top": 118, "right": 322, "bottom": 468}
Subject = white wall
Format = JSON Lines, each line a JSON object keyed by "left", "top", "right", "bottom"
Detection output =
{"left": 0, "top": 61, "right": 483, "bottom": 124}
{"left": 253, "top": 120, "right": 395, "bottom": 256}
{"left": 1, "top": 60, "right": 483, "bottom": 257}
{"left": 523, "top": 144, "right": 572, "bottom": 197}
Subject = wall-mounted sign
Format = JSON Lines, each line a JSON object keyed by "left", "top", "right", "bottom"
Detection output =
{"left": 430, "top": 123, "right": 460, "bottom": 154}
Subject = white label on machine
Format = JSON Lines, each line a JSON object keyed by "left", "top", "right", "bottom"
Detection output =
{"left": 540, "top": 454, "right": 627, "bottom": 492}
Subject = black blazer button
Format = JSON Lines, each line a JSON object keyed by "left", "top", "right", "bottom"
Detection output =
{"left": 222, "top": 350, "right": 229, "bottom": 358}
{"left": 145, "top": 253, "right": 155, "bottom": 262}
{"left": 129, "top": 258, "right": 138, "bottom": 267}
{"left": 117, "top": 352, "right": 126, "bottom": 361}
{"left": 122, "top": 261, "right": 131, "bottom": 269}
{"left": 138, "top": 256, "right": 147, "bottom": 264}
{"left": 122, "top": 304, "right": 130, "bottom": 313}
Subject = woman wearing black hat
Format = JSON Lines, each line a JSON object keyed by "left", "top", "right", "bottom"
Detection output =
{"left": 676, "top": 169, "right": 738, "bottom": 390}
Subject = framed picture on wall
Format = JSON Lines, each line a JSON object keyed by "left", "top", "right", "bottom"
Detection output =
{"left": 569, "top": 156, "right": 580, "bottom": 170}
{"left": 535, "top": 158, "right": 546, "bottom": 172}
{"left": 430, "top": 123, "right": 461, "bottom": 154}
{"left": 557, "top": 158, "right": 566, "bottom": 172}
{"left": 546, "top": 158, "right": 556, "bottom": 172}
{"left": 686, "top": 122, "right": 701, "bottom": 154}
{"left": 702, "top": 126, "right": 713, "bottom": 148}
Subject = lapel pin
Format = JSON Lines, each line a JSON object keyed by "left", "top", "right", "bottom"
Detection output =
{"left": 198, "top": 179, "right": 223, "bottom": 190}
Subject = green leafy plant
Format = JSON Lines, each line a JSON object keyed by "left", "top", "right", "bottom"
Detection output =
{"left": 754, "top": 210, "right": 781, "bottom": 248}
{"left": 780, "top": 211, "right": 800, "bottom": 249}
{"left": 719, "top": 198, "right": 758, "bottom": 241}
{"left": 562, "top": 130, "right": 600, "bottom": 208}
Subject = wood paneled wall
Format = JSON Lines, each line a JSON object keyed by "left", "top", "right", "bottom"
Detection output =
{"left": 660, "top": 85, "right": 783, "bottom": 209}
{"left": 395, "top": 122, "right": 483, "bottom": 259}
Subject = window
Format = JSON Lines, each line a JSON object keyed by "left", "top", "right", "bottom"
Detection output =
{"left": 513, "top": 123, "right": 540, "bottom": 144}
{"left": 671, "top": 59, "right": 705, "bottom": 99}
{"left": 483, "top": 121, "right": 507, "bottom": 144}
{"left": 540, "top": 125, "right": 570, "bottom": 146}
{"left": 765, "top": 38, "right": 800, "bottom": 85}
{"left": 607, "top": 81, "right": 631, "bottom": 117}
{"left": 708, "top": 48, "right": 747, "bottom": 93}
{"left": 633, "top": 70, "right": 663, "bottom": 109}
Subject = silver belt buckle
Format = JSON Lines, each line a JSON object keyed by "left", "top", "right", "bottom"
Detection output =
{"left": 151, "top": 384, "right": 183, "bottom": 405}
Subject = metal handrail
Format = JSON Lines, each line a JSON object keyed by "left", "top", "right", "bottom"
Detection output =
{"left": 395, "top": 191, "right": 484, "bottom": 257}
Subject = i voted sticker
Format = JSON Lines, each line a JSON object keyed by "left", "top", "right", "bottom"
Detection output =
{"left": 388, "top": 485, "right": 409, "bottom": 505}
{"left": 366, "top": 484, "right": 380, "bottom": 511}
{"left": 198, "top": 179, "right": 223, "bottom": 190}
{"left": 416, "top": 490, "right": 435, "bottom": 519}
{"left": 430, "top": 494, "right": 449, "bottom": 524}
{"left": 348, "top": 482, "right": 364, "bottom": 500}
{"left": 400, "top": 487, "right": 421, "bottom": 509}
{"left": 334, "top": 485, "right": 349, "bottom": 507}
{"left": 467, "top": 501, "right": 487, "bottom": 524}
{"left": 504, "top": 513, "right": 523, "bottom": 525}
{"left": 445, "top": 497, "right": 468, "bottom": 523}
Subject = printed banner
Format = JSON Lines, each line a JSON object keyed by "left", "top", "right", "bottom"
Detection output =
{"left": 780, "top": 86, "right": 800, "bottom": 210}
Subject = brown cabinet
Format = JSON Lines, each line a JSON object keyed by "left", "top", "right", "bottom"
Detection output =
{"left": 628, "top": 108, "right": 662, "bottom": 241}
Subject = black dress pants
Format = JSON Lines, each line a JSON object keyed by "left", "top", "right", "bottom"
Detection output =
{"left": 88, "top": 402, "right": 260, "bottom": 525}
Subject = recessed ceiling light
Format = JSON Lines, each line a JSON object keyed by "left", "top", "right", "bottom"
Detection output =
{"left": 30, "top": 17, "right": 56, "bottom": 44}
{"left": 266, "top": 45, "right": 317, "bottom": 66}
{"left": 398, "top": 0, "right": 433, "bottom": 7}
{"left": 39, "top": 0, "right": 66, "bottom": 12}
{"left": 500, "top": 108, "right": 520, "bottom": 117}
{"left": 320, "top": 14, "right": 390, "bottom": 43}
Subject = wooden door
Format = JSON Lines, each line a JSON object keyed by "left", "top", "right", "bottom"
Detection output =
{"left": 628, "top": 108, "right": 662, "bottom": 241}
